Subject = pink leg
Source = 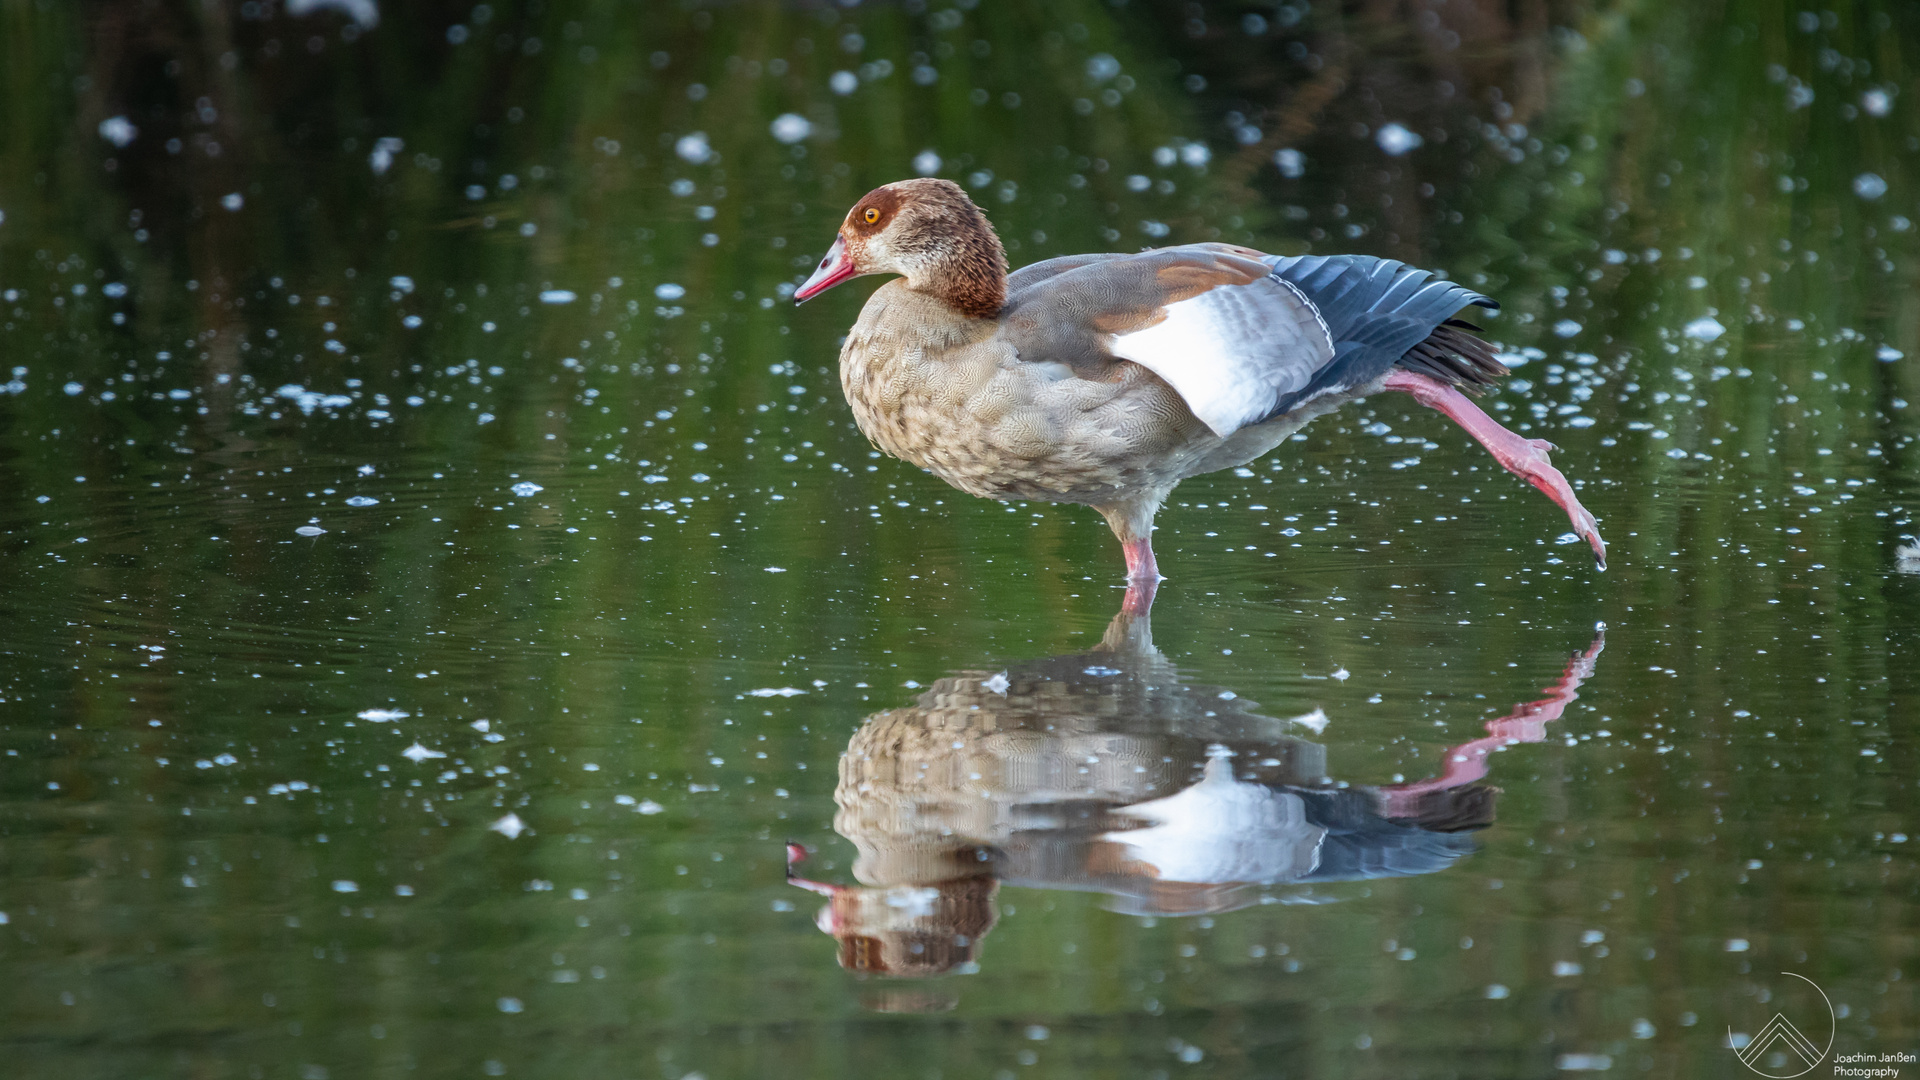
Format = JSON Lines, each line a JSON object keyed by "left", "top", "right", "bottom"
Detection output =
{"left": 1383, "top": 369, "right": 1607, "bottom": 569}
{"left": 1376, "top": 628, "right": 1606, "bottom": 818}
{"left": 1121, "top": 537, "right": 1160, "bottom": 615}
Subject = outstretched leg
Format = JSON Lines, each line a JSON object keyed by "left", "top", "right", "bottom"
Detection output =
{"left": 1375, "top": 627, "right": 1606, "bottom": 819}
{"left": 1384, "top": 369, "right": 1608, "bottom": 569}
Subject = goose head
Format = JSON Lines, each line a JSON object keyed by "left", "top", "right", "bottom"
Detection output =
{"left": 794, "top": 178, "right": 1009, "bottom": 318}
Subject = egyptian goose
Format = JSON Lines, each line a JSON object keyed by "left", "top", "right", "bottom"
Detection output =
{"left": 796, "top": 178, "right": 1606, "bottom": 609}
{"left": 784, "top": 605, "right": 1607, "bottom": 943}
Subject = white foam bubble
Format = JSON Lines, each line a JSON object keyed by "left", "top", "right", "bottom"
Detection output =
{"left": 770, "top": 113, "right": 811, "bottom": 143}
{"left": 1375, "top": 122, "right": 1423, "bottom": 156}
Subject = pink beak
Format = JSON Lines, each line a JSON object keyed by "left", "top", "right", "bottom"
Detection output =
{"left": 794, "top": 235, "right": 857, "bottom": 302}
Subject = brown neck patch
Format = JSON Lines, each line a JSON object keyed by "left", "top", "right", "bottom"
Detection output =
{"left": 929, "top": 229, "right": 1009, "bottom": 320}
{"left": 862, "top": 179, "right": 1008, "bottom": 320}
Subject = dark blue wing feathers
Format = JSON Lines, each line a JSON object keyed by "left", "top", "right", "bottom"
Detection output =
{"left": 1261, "top": 254, "right": 1502, "bottom": 421}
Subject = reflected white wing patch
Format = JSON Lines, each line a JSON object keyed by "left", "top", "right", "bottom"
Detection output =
{"left": 1110, "top": 275, "right": 1335, "bottom": 438}
{"left": 1102, "top": 749, "right": 1326, "bottom": 884}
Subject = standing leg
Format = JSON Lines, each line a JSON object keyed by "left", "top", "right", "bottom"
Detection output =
{"left": 1384, "top": 369, "right": 1608, "bottom": 569}
{"left": 1097, "top": 497, "right": 1167, "bottom": 615}
{"left": 1120, "top": 537, "right": 1159, "bottom": 615}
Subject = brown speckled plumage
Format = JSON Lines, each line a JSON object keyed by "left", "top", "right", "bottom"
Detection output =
{"left": 841, "top": 282, "right": 1208, "bottom": 504}
{"left": 825, "top": 185, "right": 1331, "bottom": 516}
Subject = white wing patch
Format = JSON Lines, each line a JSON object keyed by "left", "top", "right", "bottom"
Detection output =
{"left": 1110, "top": 274, "right": 1336, "bottom": 438}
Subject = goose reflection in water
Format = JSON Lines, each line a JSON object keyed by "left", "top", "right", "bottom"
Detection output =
{"left": 788, "top": 610, "right": 1606, "bottom": 979}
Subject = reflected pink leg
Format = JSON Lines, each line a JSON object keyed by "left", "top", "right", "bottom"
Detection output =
{"left": 1376, "top": 629, "right": 1606, "bottom": 817}
{"left": 1121, "top": 537, "right": 1160, "bottom": 615}
{"left": 1384, "top": 369, "right": 1608, "bottom": 569}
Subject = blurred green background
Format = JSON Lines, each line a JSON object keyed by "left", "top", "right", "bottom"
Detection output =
{"left": 1, "top": 0, "right": 1916, "bottom": 1077}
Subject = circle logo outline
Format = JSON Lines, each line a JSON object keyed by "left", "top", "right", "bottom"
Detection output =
{"left": 1727, "top": 971, "right": 1835, "bottom": 1078}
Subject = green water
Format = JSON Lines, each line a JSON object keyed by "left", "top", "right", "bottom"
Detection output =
{"left": 2, "top": 1, "right": 1916, "bottom": 1077}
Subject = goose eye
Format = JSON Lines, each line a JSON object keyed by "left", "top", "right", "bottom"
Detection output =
{"left": 863, "top": 207, "right": 880, "bottom": 224}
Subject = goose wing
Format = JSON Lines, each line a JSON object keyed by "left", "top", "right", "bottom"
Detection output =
{"left": 1001, "top": 244, "right": 1335, "bottom": 438}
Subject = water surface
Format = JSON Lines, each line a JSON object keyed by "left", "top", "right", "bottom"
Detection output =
{"left": 2, "top": 1, "right": 1917, "bottom": 1077}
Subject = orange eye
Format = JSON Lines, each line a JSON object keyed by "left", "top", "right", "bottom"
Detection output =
{"left": 863, "top": 207, "right": 881, "bottom": 224}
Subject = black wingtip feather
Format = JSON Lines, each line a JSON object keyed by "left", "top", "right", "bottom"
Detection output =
{"left": 1410, "top": 322, "right": 1508, "bottom": 395}
{"left": 1259, "top": 254, "right": 1510, "bottom": 419}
